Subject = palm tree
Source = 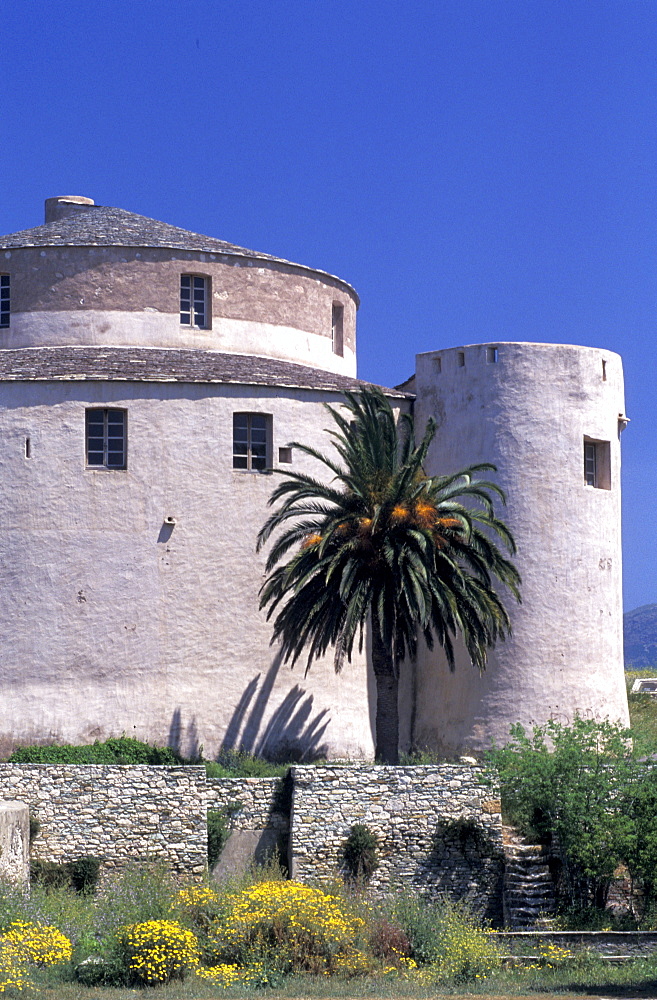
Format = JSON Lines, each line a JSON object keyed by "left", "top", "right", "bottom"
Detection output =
{"left": 257, "top": 387, "right": 521, "bottom": 763}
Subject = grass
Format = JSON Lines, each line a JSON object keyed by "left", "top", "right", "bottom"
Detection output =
{"left": 626, "top": 670, "right": 657, "bottom": 754}
{"left": 7, "top": 865, "right": 657, "bottom": 998}
{"left": 34, "top": 964, "right": 657, "bottom": 999}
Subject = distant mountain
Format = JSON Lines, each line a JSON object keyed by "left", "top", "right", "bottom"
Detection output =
{"left": 624, "top": 604, "right": 657, "bottom": 670}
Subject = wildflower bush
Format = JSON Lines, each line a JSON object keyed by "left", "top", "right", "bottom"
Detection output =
{"left": 174, "top": 886, "right": 221, "bottom": 938}
{"left": 195, "top": 960, "right": 273, "bottom": 988}
{"left": 206, "top": 880, "right": 366, "bottom": 974}
{"left": 117, "top": 919, "right": 198, "bottom": 985}
{"left": 389, "top": 890, "right": 501, "bottom": 982}
{"left": 0, "top": 939, "right": 30, "bottom": 994}
{"left": 2, "top": 921, "right": 72, "bottom": 967}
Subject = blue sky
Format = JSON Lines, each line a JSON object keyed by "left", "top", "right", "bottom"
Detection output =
{"left": 3, "top": 0, "right": 656, "bottom": 611}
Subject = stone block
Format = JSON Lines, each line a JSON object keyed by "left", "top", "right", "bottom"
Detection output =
{"left": 0, "top": 801, "right": 29, "bottom": 888}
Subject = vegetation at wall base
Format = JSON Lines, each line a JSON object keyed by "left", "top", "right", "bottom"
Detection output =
{"left": 626, "top": 668, "right": 657, "bottom": 753}
{"left": 489, "top": 714, "right": 657, "bottom": 918}
{"left": 207, "top": 808, "right": 239, "bottom": 868}
{"left": 342, "top": 823, "right": 380, "bottom": 882}
{"left": 30, "top": 857, "right": 101, "bottom": 895}
{"left": 7, "top": 736, "right": 186, "bottom": 766}
{"left": 17, "top": 859, "right": 657, "bottom": 996}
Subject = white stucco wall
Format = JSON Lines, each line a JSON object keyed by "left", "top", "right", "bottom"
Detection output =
{"left": 1, "top": 243, "right": 358, "bottom": 377}
{"left": 4, "top": 312, "right": 357, "bottom": 377}
{"left": 409, "top": 342, "right": 629, "bottom": 755}
{"left": 0, "top": 381, "right": 377, "bottom": 760}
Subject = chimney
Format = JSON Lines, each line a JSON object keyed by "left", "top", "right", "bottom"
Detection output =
{"left": 45, "top": 196, "right": 95, "bottom": 224}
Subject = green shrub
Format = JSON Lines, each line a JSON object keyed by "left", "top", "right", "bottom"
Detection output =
{"left": 68, "top": 857, "right": 101, "bottom": 894}
{"left": 207, "top": 810, "right": 231, "bottom": 869}
{"left": 73, "top": 934, "right": 126, "bottom": 988}
{"left": 343, "top": 823, "right": 379, "bottom": 881}
{"left": 28, "top": 814, "right": 40, "bottom": 844}
{"left": 488, "top": 715, "right": 637, "bottom": 909}
{"left": 30, "top": 857, "right": 101, "bottom": 895}
{"left": 389, "top": 891, "right": 500, "bottom": 981}
{"left": 8, "top": 735, "right": 184, "bottom": 765}
{"left": 30, "top": 860, "right": 72, "bottom": 891}
{"left": 205, "top": 750, "right": 289, "bottom": 779}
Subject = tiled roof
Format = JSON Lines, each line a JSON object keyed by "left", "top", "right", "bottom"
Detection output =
{"left": 0, "top": 205, "right": 358, "bottom": 301}
{"left": 0, "top": 347, "right": 412, "bottom": 398}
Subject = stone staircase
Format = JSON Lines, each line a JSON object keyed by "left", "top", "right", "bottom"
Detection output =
{"left": 502, "top": 825, "right": 557, "bottom": 928}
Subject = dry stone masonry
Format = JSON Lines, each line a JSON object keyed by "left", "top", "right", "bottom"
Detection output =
{"left": 0, "top": 764, "right": 504, "bottom": 915}
{"left": 289, "top": 765, "right": 504, "bottom": 920}
{"left": 0, "top": 765, "right": 208, "bottom": 882}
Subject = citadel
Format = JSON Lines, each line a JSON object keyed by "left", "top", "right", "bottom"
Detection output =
{"left": 0, "top": 195, "right": 630, "bottom": 761}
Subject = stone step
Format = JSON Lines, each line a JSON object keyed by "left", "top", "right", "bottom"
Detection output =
{"left": 502, "top": 824, "right": 558, "bottom": 929}
{"left": 505, "top": 885, "right": 555, "bottom": 897}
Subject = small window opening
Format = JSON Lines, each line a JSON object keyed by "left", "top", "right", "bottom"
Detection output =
{"left": 487, "top": 346, "right": 499, "bottom": 363}
{"left": 602, "top": 359, "right": 607, "bottom": 381}
{"left": 584, "top": 437, "right": 611, "bottom": 490}
{"left": 332, "top": 303, "right": 344, "bottom": 356}
{"left": 180, "top": 275, "right": 210, "bottom": 328}
{"left": 0, "top": 275, "right": 9, "bottom": 328}
{"left": 86, "top": 409, "right": 127, "bottom": 469}
{"left": 278, "top": 446, "right": 293, "bottom": 464}
{"left": 433, "top": 356, "right": 442, "bottom": 374}
{"left": 24, "top": 437, "right": 31, "bottom": 459}
{"left": 233, "top": 413, "right": 270, "bottom": 471}
{"left": 457, "top": 351, "right": 465, "bottom": 367}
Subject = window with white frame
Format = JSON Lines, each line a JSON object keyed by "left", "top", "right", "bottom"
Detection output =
{"left": 0, "top": 275, "right": 9, "bottom": 328}
{"left": 180, "top": 275, "right": 210, "bottom": 328}
{"left": 86, "top": 409, "right": 127, "bottom": 469}
{"left": 583, "top": 437, "right": 611, "bottom": 490}
{"left": 233, "top": 413, "right": 270, "bottom": 471}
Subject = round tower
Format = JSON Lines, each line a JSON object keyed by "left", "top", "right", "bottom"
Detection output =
{"left": 409, "top": 341, "right": 630, "bottom": 754}
{"left": 1, "top": 196, "right": 358, "bottom": 375}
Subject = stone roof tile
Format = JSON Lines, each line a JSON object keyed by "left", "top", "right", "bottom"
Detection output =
{"left": 0, "top": 205, "right": 358, "bottom": 301}
{"left": 0, "top": 347, "right": 412, "bottom": 398}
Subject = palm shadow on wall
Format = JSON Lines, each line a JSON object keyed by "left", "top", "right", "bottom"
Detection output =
{"left": 220, "top": 653, "right": 331, "bottom": 762}
{"left": 167, "top": 655, "right": 331, "bottom": 762}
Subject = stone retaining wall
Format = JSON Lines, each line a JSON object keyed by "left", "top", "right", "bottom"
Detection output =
{"left": 0, "top": 764, "right": 502, "bottom": 914}
{"left": 0, "top": 765, "right": 208, "bottom": 881}
{"left": 497, "top": 930, "right": 657, "bottom": 957}
{"left": 289, "top": 765, "right": 503, "bottom": 920}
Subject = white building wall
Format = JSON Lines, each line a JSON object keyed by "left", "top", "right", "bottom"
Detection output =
{"left": 409, "top": 342, "right": 629, "bottom": 755}
{"left": 4, "top": 312, "right": 357, "bottom": 377}
{"left": 0, "top": 381, "right": 377, "bottom": 760}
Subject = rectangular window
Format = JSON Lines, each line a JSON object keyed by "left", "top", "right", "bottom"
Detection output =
{"left": 0, "top": 275, "right": 9, "bottom": 328}
{"left": 180, "top": 275, "right": 210, "bottom": 328}
{"left": 487, "top": 346, "right": 499, "bottom": 363}
{"left": 86, "top": 409, "right": 127, "bottom": 469}
{"left": 233, "top": 413, "right": 270, "bottom": 471}
{"left": 583, "top": 437, "right": 611, "bottom": 490}
{"left": 332, "top": 303, "right": 344, "bottom": 356}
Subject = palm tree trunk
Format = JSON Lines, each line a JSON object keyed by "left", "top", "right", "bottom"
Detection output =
{"left": 371, "top": 611, "right": 399, "bottom": 764}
